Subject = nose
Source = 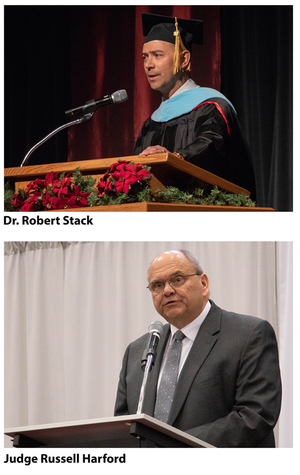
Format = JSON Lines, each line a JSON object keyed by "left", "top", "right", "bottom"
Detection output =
{"left": 144, "top": 56, "right": 154, "bottom": 71}
{"left": 163, "top": 281, "right": 175, "bottom": 296}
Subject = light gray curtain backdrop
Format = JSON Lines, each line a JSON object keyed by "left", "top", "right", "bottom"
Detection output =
{"left": 4, "top": 241, "right": 293, "bottom": 447}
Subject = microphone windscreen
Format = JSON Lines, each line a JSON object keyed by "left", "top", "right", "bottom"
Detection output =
{"left": 111, "top": 89, "right": 128, "bottom": 104}
{"left": 148, "top": 320, "right": 164, "bottom": 335}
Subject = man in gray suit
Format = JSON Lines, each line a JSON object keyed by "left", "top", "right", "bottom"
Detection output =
{"left": 114, "top": 249, "right": 282, "bottom": 447}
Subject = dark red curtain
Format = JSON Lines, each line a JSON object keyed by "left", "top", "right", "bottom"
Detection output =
{"left": 67, "top": 5, "right": 221, "bottom": 162}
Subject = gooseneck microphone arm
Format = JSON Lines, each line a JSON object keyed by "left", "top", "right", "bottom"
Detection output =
{"left": 20, "top": 89, "right": 128, "bottom": 167}
{"left": 20, "top": 113, "right": 93, "bottom": 168}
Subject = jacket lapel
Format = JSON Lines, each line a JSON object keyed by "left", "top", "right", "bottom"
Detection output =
{"left": 168, "top": 301, "right": 222, "bottom": 425}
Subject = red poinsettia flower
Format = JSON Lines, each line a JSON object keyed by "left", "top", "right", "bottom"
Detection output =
{"left": 119, "top": 162, "right": 151, "bottom": 181}
{"left": 67, "top": 185, "right": 90, "bottom": 207}
{"left": 11, "top": 192, "right": 26, "bottom": 209}
{"left": 99, "top": 173, "right": 113, "bottom": 189}
{"left": 20, "top": 201, "right": 36, "bottom": 211}
{"left": 25, "top": 178, "right": 47, "bottom": 194}
{"left": 44, "top": 171, "right": 57, "bottom": 185}
{"left": 96, "top": 160, "right": 152, "bottom": 197}
{"left": 52, "top": 175, "right": 72, "bottom": 197}
{"left": 113, "top": 170, "right": 138, "bottom": 194}
{"left": 42, "top": 192, "right": 69, "bottom": 210}
{"left": 20, "top": 194, "right": 41, "bottom": 211}
{"left": 126, "top": 163, "right": 151, "bottom": 181}
{"left": 42, "top": 191, "right": 55, "bottom": 210}
{"left": 109, "top": 160, "right": 129, "bottom": 174}
{"left": 97, "top": 173, "right": 114, "bottom": 197}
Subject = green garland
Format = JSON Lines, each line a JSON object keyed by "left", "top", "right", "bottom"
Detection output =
{"left": 4, "top": 181, "right": 16, "bottom": 212}
{"left": 4, "top": 166, "right": 256, "bottom": 211}
{"left": 87, "top": 185, "right": 255, "bottom": 208}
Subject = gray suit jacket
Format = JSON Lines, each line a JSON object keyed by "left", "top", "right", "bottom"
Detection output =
{"left": 114, "top": 301, "right": 282, "bottom": 447}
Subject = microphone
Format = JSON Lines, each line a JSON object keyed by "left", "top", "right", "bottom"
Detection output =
{"left": 141, "top": 321, "right": 164, "bottom": 371}
{"left": 20, "top": 89, "right": 128, "bottom": 167}
{"left": 65, "top": 89, "right": 128, "bottom": 117}
{"left": 137, "top": 321, "right": 164, "bottom": 414}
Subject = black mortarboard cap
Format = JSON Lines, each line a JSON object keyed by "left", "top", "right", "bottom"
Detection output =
{"left": 142, "top": 13, "right": 203, "bottom": 52}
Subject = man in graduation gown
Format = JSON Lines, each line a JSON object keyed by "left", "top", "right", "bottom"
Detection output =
{"left": 135, "top": 14, "right": 256, "bottom": 199}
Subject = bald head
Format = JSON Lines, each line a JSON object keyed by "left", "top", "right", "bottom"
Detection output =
{"left": 147, "top": 250, "right": 210, "bottom": 328}
{"left": 148, "top": 249, "right": 203, "bottom": 278}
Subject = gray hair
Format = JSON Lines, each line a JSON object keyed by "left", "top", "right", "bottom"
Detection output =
{"left": 179, "top": 250, "right": 210, "bottom": 298}
{"left": 178, "top": 249, "right": 204, "bottom": 275}
{"left": 147, "top": 249, "right": 204, "bottom": 279}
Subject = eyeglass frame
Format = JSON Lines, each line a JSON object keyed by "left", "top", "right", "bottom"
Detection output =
{"left": 147, "top": 273, "right": 202, "bottom": 294}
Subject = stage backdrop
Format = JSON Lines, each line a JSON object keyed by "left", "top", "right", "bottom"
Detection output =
{"left": 67, "top": 5, "right": 221, "bottom": 162}
{"left": 4, "top": 242, "right": 293, "bottom": 448}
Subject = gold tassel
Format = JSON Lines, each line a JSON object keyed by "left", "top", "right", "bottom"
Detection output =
{"left": 173, "top": 17, "right": 191, "bottom": 75}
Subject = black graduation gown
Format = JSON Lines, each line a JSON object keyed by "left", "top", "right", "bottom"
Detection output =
{"left": 134, "top": 97, "right": 256, "bottom": 200}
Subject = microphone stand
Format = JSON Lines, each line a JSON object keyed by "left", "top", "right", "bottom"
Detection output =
{"left": 137, "top": 351, "right": 155, "bottom": 415}
{"left": 20, "top": 102, "right": 97, "bottom": 167}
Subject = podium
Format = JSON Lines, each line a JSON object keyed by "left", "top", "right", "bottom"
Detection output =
{"left": 5, "top": 414, "right": 214, "bottom": 448}
{"left": 4, "top": 153, "right": 274, "bottom": 211}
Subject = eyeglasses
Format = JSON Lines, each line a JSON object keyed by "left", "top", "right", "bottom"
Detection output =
{"left": 147, "top": 273, "right": 201, "bottom": 294}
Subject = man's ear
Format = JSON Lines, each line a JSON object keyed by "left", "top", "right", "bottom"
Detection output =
{"left": 181, "top": 50, "right": 191, "bottom": 69}
{"left": 200, "top": 274, "right": 210, "bottom": 297}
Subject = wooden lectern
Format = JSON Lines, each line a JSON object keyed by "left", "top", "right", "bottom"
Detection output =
{"left": 4, "top": 153, "right": 274, "bottom": 211}
{"left": 5, "top": 414, "right": 214, "bottom": 448}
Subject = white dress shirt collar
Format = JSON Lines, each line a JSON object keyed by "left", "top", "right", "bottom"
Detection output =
{"left": 172, "top": 78, "right": 199, "bottom": 98}
{"left": 170, "top": 300, "right": 211, "bottom": 341}
{"left": 162, "top": 78, "right": 200, "bottom": 102}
